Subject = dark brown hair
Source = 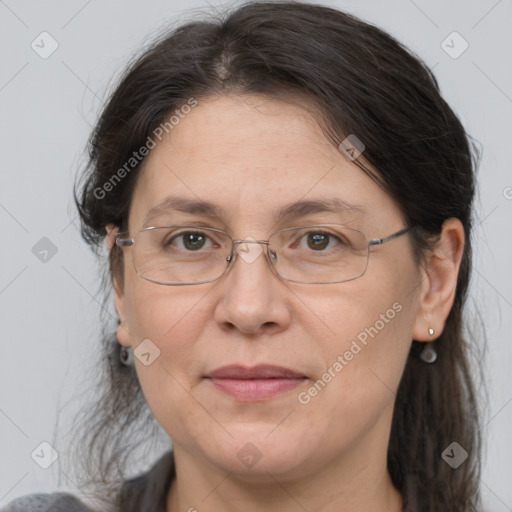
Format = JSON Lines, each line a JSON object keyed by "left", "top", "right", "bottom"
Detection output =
{"left": 72, "top": 2, "right": 483, "bottom": 510}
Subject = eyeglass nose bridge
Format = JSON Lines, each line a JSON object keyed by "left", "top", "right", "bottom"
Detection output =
{"left": 226, "top": 238, "right": 276, "bottom": 267}
{"left": 232, "top": 238, "right": 270, "bottom": 246}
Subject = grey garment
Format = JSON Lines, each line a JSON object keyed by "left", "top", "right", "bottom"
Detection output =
{"left": 0, "top": 451, "right": 175, "bottom": 512}
{"left": 0, "top": 492, "right": 92, "bottom": 511}
{"left": 118, "top": 450, "right": 175, "bottom": 512}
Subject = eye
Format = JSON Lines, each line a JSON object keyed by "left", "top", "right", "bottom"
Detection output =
{"left": 165, "top": 231, "right": 215, "bottom": 251}
{"left": 294, "top": 231, "right": 346, "bottom": 251}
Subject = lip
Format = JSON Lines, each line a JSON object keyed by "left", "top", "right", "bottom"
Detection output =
{"left": 206, "top": 365, "right": 307, "bottom": 402}
{"left": 208, "top": 364, "right": 305, "bottom": 380}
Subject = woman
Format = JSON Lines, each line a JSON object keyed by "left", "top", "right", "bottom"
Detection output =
{"left": 3, "top": 1, "right": 483, "bottom": 511}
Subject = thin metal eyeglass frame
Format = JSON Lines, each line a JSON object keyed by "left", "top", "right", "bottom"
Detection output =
{"left": 115, "top": 224, "right": 412, "bottom": 286}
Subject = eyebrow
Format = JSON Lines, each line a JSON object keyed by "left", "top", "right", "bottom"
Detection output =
{"left": 142, "top": 195, "right": 367, "bottom": 226}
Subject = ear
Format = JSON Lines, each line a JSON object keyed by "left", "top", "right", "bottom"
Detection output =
{"left": 412, "top": 218, "right": 465, "bottom": 341}
{"left": 105, "top": 224, "right": 131, "bottom": 347}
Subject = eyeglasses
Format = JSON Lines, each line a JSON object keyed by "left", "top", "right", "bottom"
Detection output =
{"left": 115, "top": 224, "right": 411, "bottom": 286}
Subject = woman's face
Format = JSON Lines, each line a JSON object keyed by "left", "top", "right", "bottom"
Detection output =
{"left": 114, "top": 94, "right": 426, "bottom": 481}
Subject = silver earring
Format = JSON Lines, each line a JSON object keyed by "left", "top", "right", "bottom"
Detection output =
{"left": 419, "top": 342, "right": 437, "bottom": 363}
{"left": 120, "top": 345, "right": 133, "bottom": 366}
{"left": 420, "top": 327, "right": 437, "bottom": 363}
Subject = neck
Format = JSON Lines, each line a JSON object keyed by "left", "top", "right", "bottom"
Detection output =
{"left": 166, "top": 437, "right": 403, "bottom": 512}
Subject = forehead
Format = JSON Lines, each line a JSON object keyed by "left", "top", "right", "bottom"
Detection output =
{"left": 127, "top": 94, "right": 401, "bottom": 234}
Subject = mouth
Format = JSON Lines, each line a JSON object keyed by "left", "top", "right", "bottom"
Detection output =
{"left": 205, "top": 365, "right": 308, "bottom": 402}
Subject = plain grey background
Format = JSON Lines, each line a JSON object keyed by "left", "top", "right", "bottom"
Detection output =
{"left": 0, "top": 0, "right": 511, "bottom": 510}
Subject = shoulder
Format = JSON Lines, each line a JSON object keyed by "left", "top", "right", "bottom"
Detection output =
{"left": 0, "top": 492, "right": 92, "bottom": 512}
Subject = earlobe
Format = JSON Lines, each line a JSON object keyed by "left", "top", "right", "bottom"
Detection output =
{"left": 412, "top": 218, "right": 465, "bottom": 341}
{"left": 105, "top": 223, "right": 118, "bottom": 252}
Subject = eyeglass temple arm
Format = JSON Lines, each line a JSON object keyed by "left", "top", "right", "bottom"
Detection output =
{"left": 115, "top": 232, "right": 134, "bottom": 247}
{"left": 368, "top": 226, "right": 411, "bottom": 247}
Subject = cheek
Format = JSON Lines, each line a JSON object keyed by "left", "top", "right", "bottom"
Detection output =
{"left": 308, "top": 267, "right": 412, "bottom": 351}
{"left": 123, "top": 278, "right": 210, "bottom": 394}
{"left": 123, "top": 282, "right": 213, "bottom": 438}
{"left": 124, "top": 275, "right": 206, "bottom": 343}
{"left": 318, "top": 295, "right": 410, "bottom": 397}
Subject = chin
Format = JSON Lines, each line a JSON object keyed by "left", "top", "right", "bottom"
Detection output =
{"left": 198, "top": 427, "right": 317, "bottom": 482}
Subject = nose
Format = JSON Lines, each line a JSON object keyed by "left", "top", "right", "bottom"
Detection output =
{"left": 213, "top": 240, "right": 292, "bottom": 336}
